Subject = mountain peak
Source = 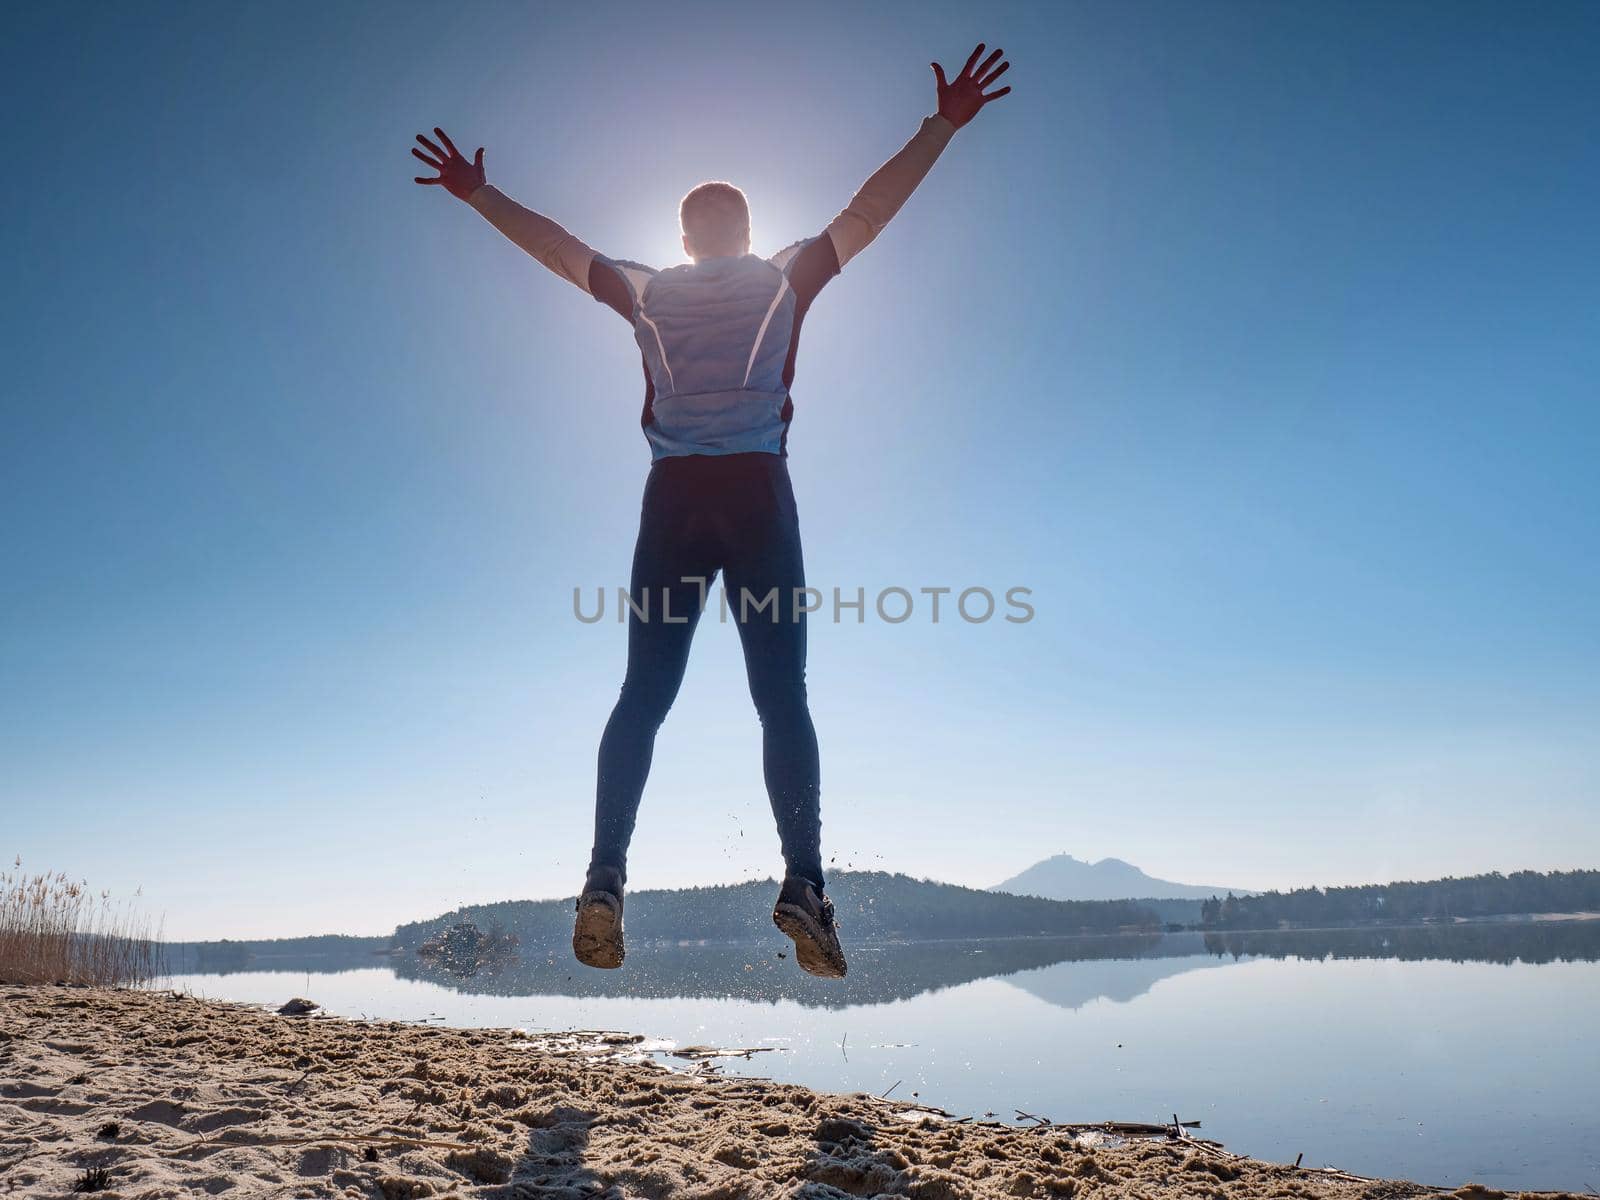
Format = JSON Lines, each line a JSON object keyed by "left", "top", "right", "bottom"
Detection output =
{"left": 991, "top": 854, "right": 1252, "bottom": 903}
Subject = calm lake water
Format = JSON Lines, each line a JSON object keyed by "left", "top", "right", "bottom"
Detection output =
{"left": 168, "top": 922, "right": 1600, "bottom": 1192}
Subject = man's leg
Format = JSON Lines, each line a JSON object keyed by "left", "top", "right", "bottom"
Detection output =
{"left": 589, "top": 468, "right": 715, "bottom": 884}
{"left": 722, "top": 460, "right": 825, "bottom": 889}
{"left": 723, "top": 459, "right": 844, "bottom": 978}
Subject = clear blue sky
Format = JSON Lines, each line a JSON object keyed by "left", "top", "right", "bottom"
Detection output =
{"left": 3, "top": 1, "right": 1596, "bottom": 939}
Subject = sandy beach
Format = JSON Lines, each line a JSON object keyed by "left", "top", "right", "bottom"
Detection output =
{"left": 0, "top": 985, "right": 1575, "bottom": 1199}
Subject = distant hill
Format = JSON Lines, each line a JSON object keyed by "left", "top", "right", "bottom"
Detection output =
{"left": 992, "top": 854, "right": 1252, "bottom": 902}
{"left": 391, "top": 871, "right": 1163, "bottom": 951}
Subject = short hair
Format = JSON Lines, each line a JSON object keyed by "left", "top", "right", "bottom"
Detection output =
{"left": 679, "top": 181, "right": 750, "bottom": 257}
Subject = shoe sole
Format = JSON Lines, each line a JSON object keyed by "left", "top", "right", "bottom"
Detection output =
{"left": 773, "top": 903, "right": 847, "bottom": 978}
{"left": 573, "top": 892, "right": 624, "bottom": 969}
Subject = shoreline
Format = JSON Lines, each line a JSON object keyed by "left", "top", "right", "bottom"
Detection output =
{"left": 162, "top": 911, "right": 1600, "bottom": 960}
{"left": 1, "top": 985, "right": 1578, "bottom": 1199}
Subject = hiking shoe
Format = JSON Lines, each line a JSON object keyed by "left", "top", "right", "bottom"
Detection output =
{"left": 772, "top": 875, "right": 847, "bottom": 978}
{"left": 573, "top": 866, "right": 625, "bottom": 969}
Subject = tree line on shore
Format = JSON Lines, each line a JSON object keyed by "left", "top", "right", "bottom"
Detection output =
{"left": 148, "top": 868, "right": 1600, "bottom": 976}
{"left": 150, "top": 920, "right": 1600, "bottom": 1004}
{"left": 161, "top": 934, "right": 391, "bottom": 974}
{"left": 1198, "top": 869, "right": 1600, "bottom": 929}
{"left": 390, "top": 871, "right": 1163, "bottom": 952}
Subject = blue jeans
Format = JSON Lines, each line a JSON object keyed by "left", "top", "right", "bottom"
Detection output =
{"left": 590, "top": 452, "right": 824, "bottom": 886}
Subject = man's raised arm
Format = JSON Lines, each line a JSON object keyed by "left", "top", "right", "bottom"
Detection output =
{"left": 412, "top": 127, "right": 618, "bottom": 304}
{"left": 824, "top": 44, "right": 1012, "bottom": 269}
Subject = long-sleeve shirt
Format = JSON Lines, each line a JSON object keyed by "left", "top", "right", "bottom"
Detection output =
{"left": 467, "top": 114, "right": 958, "bottom": 458}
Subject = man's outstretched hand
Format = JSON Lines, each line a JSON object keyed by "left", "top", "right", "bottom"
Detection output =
{"left": 931, "top": 44, "right": 1011, "bottom": 130}
{"left": 412, "top": 128, "right": 485, "bottom": 202}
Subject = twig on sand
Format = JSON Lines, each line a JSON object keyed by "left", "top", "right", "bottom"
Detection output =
{"left": 1053, "top": 1119, "right": 1202, "bottom": 1138}
{"left": 283, "top": 1067, "right": 317, "bottom": 1094}
{"left": 880, "top": 1079, "right": 901, "bottom": 1099}
{"left": 670, "top": 1045, "right": 775, "bottom": 1062}
{"left": 1015, "top": 1109, "right": 1052, "bottom": 1126}
{"left": 1168, "top": 1134, "right": 1453, "bottom": 1193}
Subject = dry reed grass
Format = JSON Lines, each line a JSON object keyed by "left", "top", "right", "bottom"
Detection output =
{"left": 0, "top": 859, "right": 160, "bottom": 986}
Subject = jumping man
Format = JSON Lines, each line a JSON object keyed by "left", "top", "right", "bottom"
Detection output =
{"left": 412, "top": 43, "right": 1012, "bottom": 978}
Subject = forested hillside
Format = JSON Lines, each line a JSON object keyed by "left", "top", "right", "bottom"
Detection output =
{"left": 390, "top": 871, "right": 1162, "bottom": 950}
{"left": 1199, "top": 869, "right": 1600, "bottom": 929}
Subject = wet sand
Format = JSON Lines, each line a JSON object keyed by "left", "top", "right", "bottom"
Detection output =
{"left": 0, "top": 985, "right": 1576, "bottom": 1198}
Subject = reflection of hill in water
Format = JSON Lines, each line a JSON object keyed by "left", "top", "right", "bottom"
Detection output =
{"left": 1001, "top": 935, "right": 1230, "bottom": 1010}
{"left": 166, "top": 920, "right": 1600, "bottom": 1013}
{"left": 393, "top": 935, "right": 1175, "bottom": 1010}
{"left": 397, "top": 920, "right": 1600, "bottom": 1010}
{"left": 983, "top": 922, "right": 1600, "bottom": 1011}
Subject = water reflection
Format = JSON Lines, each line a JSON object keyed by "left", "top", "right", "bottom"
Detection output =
{"left": 164, "top": 919, "right": 1600, "bottom": 1011}
{"left": 1200, "top": 920, "right": 1600, "bottom": 965}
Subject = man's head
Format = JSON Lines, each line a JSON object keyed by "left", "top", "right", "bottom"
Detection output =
{"left": 680, "top": 181, "right": 751, "bottom": 261}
